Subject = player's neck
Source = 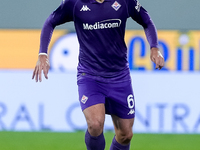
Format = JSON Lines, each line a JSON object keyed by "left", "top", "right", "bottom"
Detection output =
{"left": 96, "top": 0, "right": 104, "bottom": 3}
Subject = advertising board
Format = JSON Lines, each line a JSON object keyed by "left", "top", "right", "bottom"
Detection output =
{"left": 0, "top": 30, "right": 200, "bottom": 133}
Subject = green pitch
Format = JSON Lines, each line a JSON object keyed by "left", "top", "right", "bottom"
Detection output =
{"left": 0, "top": 131, "right": 199, "bottom": 150}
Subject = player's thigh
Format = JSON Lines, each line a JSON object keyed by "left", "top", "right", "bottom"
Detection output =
{"left": 83, "top": 103, "right": 105, "bottom": 135}
{"left": 78, "top": 76, "right": 106, "bottom": 111}
{"left": 83, "top": 103, "right": 105, "bottom": 124}
{"left": 111, "top": 114, "right": 134, "bottom": 136}
{"left": 106, "top": 80, "right": 135, "bottom": 119}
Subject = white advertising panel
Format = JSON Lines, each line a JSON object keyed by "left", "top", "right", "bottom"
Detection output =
{"left": 0, "top": 71, "right": 200, "bottom": 133}
{"left": 1, "top": 31, "right": 200, "bottom": 133}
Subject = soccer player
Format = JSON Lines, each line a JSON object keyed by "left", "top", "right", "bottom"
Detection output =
{"left": 32, "top": 0, "right": 164, "bottom": 149}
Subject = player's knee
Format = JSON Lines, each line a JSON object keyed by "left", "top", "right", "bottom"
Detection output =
{"left": 117, "top": 131, "right": 133, "bottom": 145}
{"left": 87, "top": 120, "right": 104, "bottom": 136}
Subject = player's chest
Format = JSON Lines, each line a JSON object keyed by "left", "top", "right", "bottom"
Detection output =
{"left": 74, "top": 0, "right": 128, "bottom": 23}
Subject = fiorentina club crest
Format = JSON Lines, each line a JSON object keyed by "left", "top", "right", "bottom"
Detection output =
{"left": 112, "top": 1, "right": 121, "bottom": 11}
{"left": 81, "top": 95, "right": 88, "bottom": 104}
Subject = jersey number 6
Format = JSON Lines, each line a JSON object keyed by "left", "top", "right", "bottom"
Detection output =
{"left": 127, "top": 94, "right": 135, "bottom": 109}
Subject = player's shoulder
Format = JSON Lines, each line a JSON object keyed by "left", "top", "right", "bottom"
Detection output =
{"left": 62, "top": 0, "right": 78, "bottom": 6}
{"left": 123, "top": 0, "right": 139, "bottom": 5}
{"left": 62, "top": 0, "right": 89, "bottom": 4}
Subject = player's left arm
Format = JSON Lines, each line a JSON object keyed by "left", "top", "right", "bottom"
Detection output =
{"left": 150, "top": 47, "right": 164, "bottom": 70}
{"left": 127, "top": 0, "right": 164, "bottom": 69}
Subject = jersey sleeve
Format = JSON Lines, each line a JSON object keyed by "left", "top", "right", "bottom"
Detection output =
{"left": 126, "top": 0, "right": 159, "bottom": 48}
{"left": 39, "top": 0, "right": 74, "bottom": 53}
{"left": 50, "top": 0, "right": 74, "bottom": 26}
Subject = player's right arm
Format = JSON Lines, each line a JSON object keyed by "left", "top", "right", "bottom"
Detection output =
{"left": 32, "top": 54, "right": 50, "bottom": 82}
{"left": 32, "top": 0, "right": 74, "bottom": 82}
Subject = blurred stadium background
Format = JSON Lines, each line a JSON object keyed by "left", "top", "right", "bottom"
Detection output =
{"left": 0, "top": 0, "right": 200, "bottom": 149}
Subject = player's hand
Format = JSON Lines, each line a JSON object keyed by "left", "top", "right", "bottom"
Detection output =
{"left": 150, "top": 47, "right": 164, "bottom": 70}
{"left": 32, "top": 54, "right": 50, "bottom": 82}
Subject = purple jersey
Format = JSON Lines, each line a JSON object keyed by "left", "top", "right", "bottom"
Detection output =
{"left": 39, "top": 0, "right": 158, "bottom": 81}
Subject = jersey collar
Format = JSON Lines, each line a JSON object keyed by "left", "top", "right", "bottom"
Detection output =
{"left": 89, "top": 0, "right": 111, "bottom": 4}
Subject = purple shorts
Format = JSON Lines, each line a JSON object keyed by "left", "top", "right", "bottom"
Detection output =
{"left": 77, "top": 77, "right": 135, "bottom": 119}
